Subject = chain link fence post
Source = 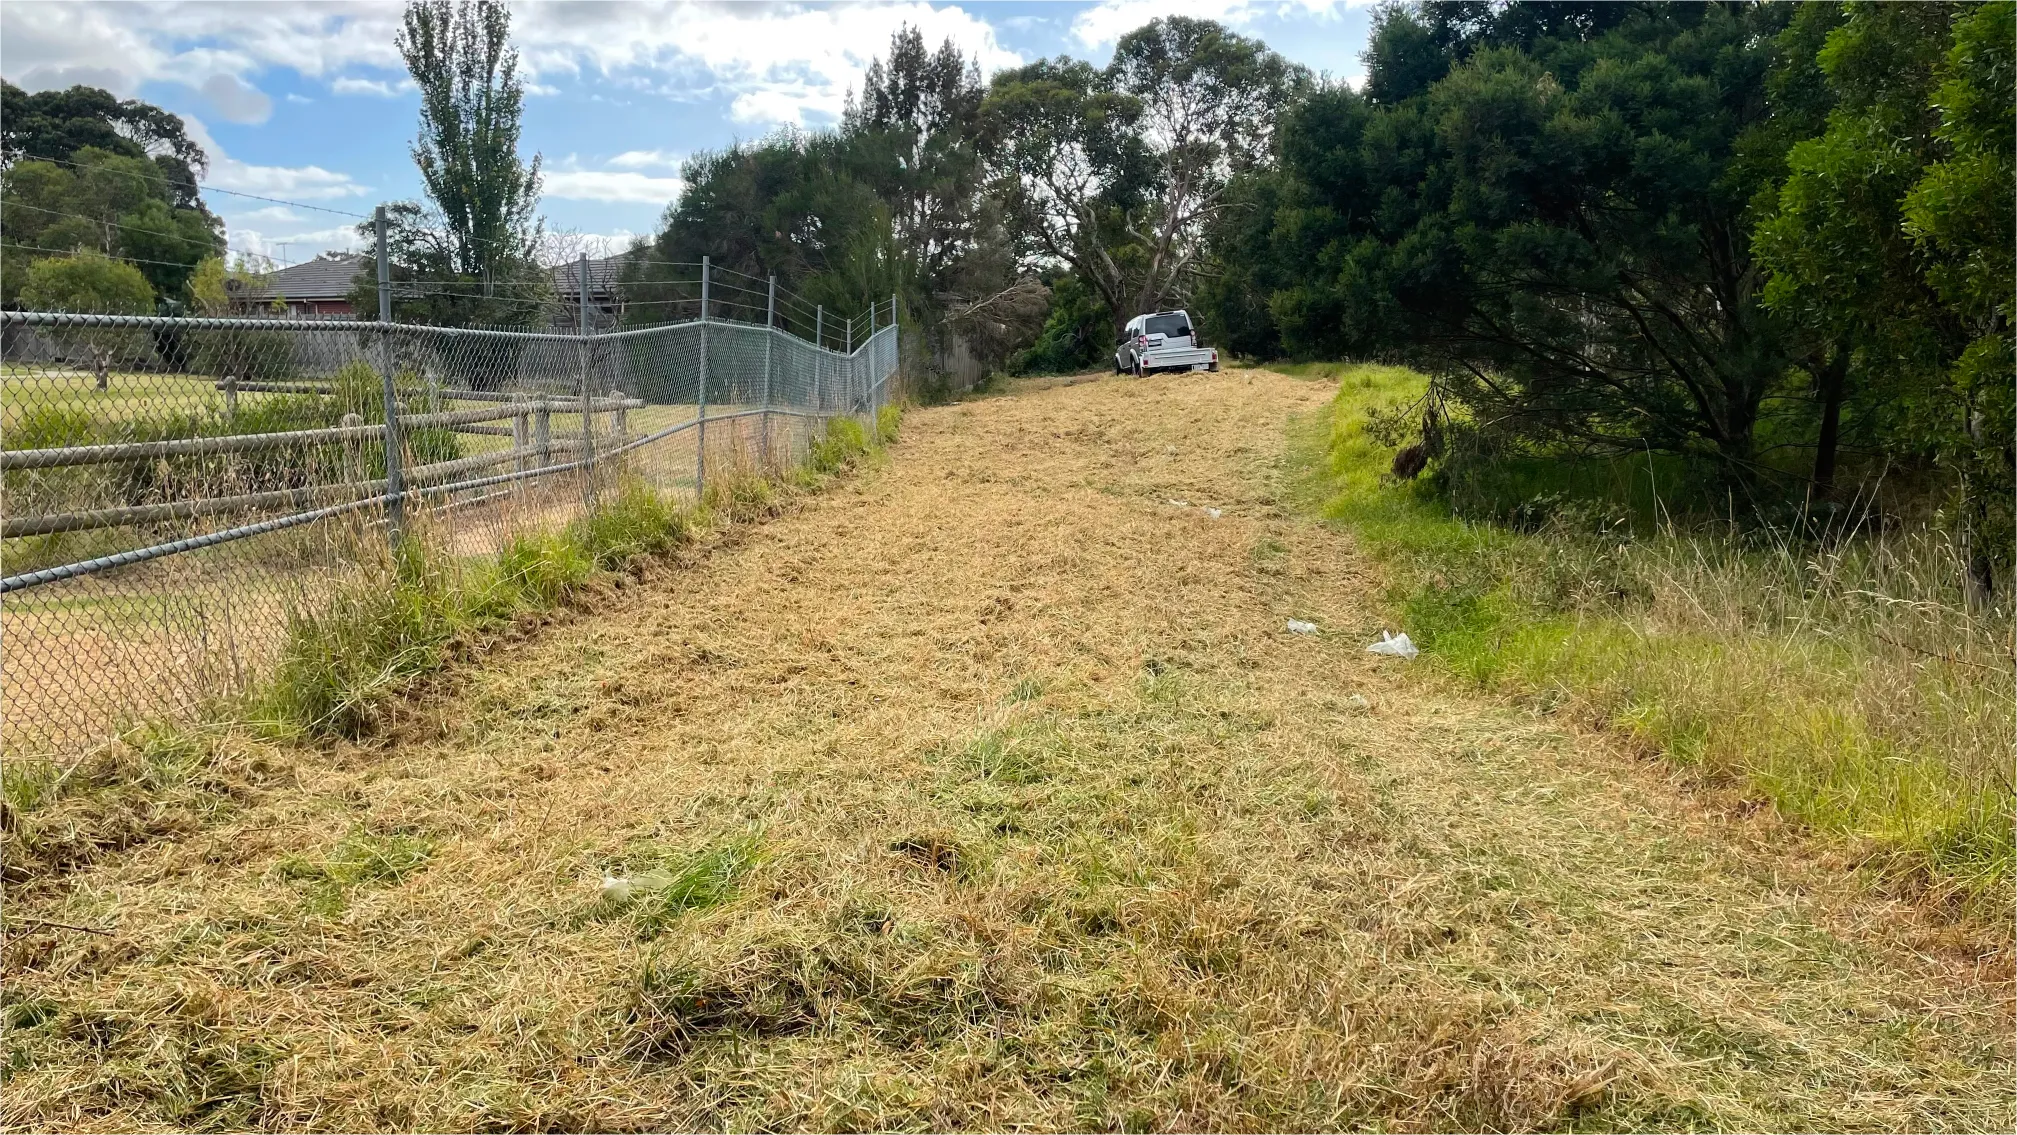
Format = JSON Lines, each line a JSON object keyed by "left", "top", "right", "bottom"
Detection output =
{"left": 763, "top": 274, "right": 776, "bottom": 469}
{"left": 815, "top": 304, "right": 824, "bottom": 421}
{"left": 578, "top": 252, "right": 596, "bottom": 508}
{"left": 375, "top": 204, "right": 404, "bottom": 547}
{"left": 512, "top": 395, "right": 530, "bottom": 499}
{"left": 697, "top": 256, "right": 710, "bottom": 502}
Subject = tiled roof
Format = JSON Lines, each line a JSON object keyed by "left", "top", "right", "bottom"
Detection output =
{"left": 235, "top": 253, "right": 367, "bottom": 301}
{"left": 551, "top": 253, "right": 631, "bottom": 298}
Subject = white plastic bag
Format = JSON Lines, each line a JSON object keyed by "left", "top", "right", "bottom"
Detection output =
{"left": 599, "top": 870, "right": 676, "bottom": 904}
{"left": 1285, "top": 618, "right": 1319, "bottom": 635}
{"left": 1204, "top": 507, "right": 1223, "bottom": 519}
{"left": 1365, "top": 630, "right": 1418, "bottom": 659}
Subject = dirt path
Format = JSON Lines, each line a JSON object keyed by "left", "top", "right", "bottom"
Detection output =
{"left": 7, "top": 370, "right": 2011, "bottom": 1132}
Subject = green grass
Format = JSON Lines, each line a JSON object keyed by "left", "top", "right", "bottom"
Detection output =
{"left": 1296, "top": 364, "right": 2014, "bottom": 899}
{"left": 277, "top": 828, "right": 436, "bottom": 915}
{"left": 595, "top": 834, "right": 765, "bottom": 939}
{"left": 258, "top": 411, "right": 893, "bottom": 741}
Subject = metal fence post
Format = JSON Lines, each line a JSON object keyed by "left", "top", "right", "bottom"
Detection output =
{"left": 577, "top": 252, "right": 596, "bottom": 508}
{"left": 511, "top": 396, "right": 530, "bottom": 496}
{"left": 375, "top": 204, "right": 404, "bottom": 546}
{"left": 697, "top": 256, "right": 710, "bottom": 502}
{"left": 763, "top": 274, "right": 776, "bottom": 468}
{"left": 814, "top": 304, "right": 823, "bottom": 418}
{"left": 342, "top": 412, "right": 365, "bottom": 483}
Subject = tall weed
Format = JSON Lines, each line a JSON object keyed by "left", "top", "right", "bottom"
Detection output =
{"left": 1303, "top": 365, "right": 2013, "bottom": 897}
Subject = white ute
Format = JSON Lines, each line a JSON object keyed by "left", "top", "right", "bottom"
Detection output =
{"left": 1115, "top": 310, "right": 1219, "bottom": 376}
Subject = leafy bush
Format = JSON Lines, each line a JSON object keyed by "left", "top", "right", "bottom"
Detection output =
{"left": 1010, "top": 274, "right": 1110, "bottom": 376}
{"left": 188, "top": 324, "right": 296, "bottom": 383}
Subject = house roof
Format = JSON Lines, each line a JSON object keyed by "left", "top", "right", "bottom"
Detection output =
{"left": 551, "top": 253, "right": 630, "bottom": 298}
{"left": 230, "top": 250, "right": 632, "bottom": 304}
{"left": 235, "top": 252, "right": 367, "bottom": 301}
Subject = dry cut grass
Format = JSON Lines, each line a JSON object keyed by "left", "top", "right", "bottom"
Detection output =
{"left": 2, "top": 369, "right": 2010, "bottom": 1131}
{"left": 1297, "top": 364, "right": 2013, "bottom": 894}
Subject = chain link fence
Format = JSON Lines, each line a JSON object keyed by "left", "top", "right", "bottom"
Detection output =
{"left": 1, "top": 287, "right": 897, "bottom": 760}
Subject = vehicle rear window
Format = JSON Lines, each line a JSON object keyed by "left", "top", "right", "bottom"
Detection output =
{"left": 1144, "top": 314, "right": 1190, "bottom": 337}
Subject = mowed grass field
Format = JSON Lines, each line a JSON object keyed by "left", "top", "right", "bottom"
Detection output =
{"left": 4, "top": 369, "right": 2010, "bottom": 1131}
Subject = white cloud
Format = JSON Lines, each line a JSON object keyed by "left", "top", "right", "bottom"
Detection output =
{"left": 201, "top": 72, "right": 273, "bottom": 124}
{"left": 225, "top": 224, "right": 368, "bottom": 265}
{"left": 607, "top": 150, "right": 684, "bottom": 172}
{"left": 4, "top": 1, "right": 1023, "bottom": 132}
{"left": 1072, "top": 0, "right": 1351, "bottom": 49}
{"left": 543, "top": 170, "right": 685, "bottom": 206}
{"left": 177, "top": 114, "right": 373, "bottom": 204}
{"left": 0, "top": 1, "right": 401, "bottom": 132}
{"left": 234, "top": 205, "right": 309, "bottom": 225}
{"left": 730, "top": 88, "right": 821, "bottom": 126}
{"left": 331, "top": 75, "right": 412, "bottom": 98}
{"left": 510, "top": 1, "right": 1024, "bottom": 126}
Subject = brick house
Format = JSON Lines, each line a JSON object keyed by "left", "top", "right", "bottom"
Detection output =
{"left": 231, "top": 252, "right": 366, "bottom": 316}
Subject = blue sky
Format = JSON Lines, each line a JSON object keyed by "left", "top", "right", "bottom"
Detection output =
{"left": 2, "top": 1, "right": 1375, "bottom": 266}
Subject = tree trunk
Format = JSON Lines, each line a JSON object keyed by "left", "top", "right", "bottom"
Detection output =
{"left": 1811, "top": 346, "right": 1849, "bottom": 502}
{"left": 92, "top": 347, "right": 110, "bottom": 392}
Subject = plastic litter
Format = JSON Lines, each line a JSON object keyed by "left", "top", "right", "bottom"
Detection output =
{"left": 599, "top": 871, "right": 677, "bottom": 904}
{"left": 1365, "top": 630, "right": 1419, "bottom": 659}
{"left": 1343, "top": 693, "right": 1372, "bottom": 712}
{"left": 1204, "top": 507, "right": 1222, "bottom": 518}
{"left": 1167, "top": 499, "right": 1190, "bottom": 507}
{"left": 1285, "top": 618, "right": 1320, "bottom": 635}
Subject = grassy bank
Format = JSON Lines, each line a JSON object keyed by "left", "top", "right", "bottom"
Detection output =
{"left": 1288, "top": 363, "right": 2013, "bottom": 900}
{"left": 2, "top": 409, "right": 899, "bottom": 887}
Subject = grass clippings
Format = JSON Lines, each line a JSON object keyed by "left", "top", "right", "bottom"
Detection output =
{"left": 3, "top": 371, "right": 2009, "bottom": 1132}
